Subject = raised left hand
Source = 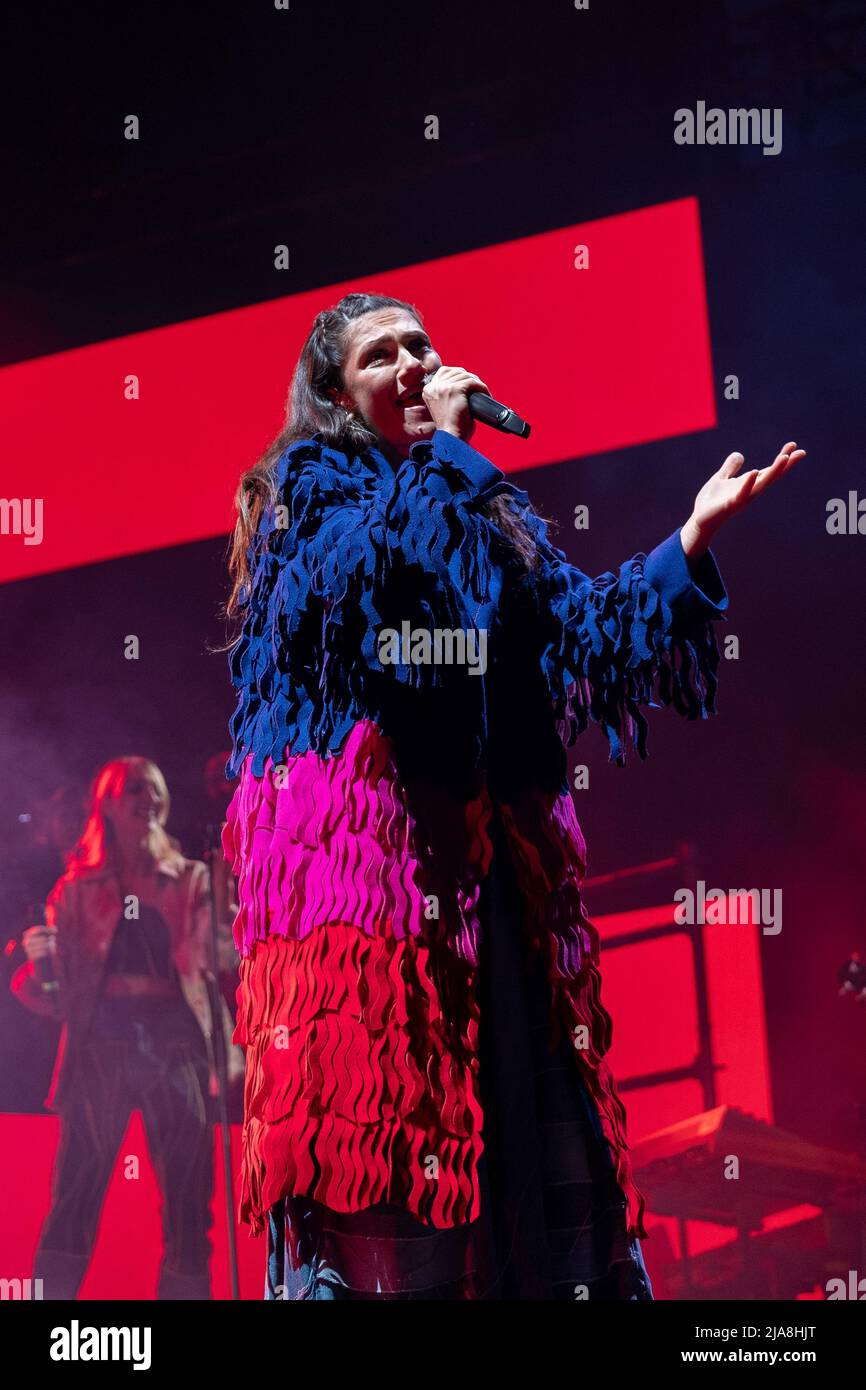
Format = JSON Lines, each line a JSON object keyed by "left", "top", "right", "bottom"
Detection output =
{"left": 680, "top": 440, "right": 806, "bottom": 559}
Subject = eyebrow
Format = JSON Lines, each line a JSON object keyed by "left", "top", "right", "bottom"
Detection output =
{"left": 357, "top": 330, "right": 430, "bottom": 357}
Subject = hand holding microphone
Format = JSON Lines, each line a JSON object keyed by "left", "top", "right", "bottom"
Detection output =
{"left": 22, "top": 922, "right": 60, "bottom": 994}
{"left": 422, "top": 366, "right": 531, "bottom": 441}
{"left": 421, "top": 366, "right": 490, "bottom": 444}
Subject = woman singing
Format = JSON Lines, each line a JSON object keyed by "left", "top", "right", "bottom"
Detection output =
{"left": 12, "top": 756, "right": 244, "bottom": 1300}
{"left": 222, "top": 291, "right": 803, "bottom": 1300}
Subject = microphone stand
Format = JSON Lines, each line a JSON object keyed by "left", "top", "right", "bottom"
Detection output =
{"left": 202, "top": 823, "right": 240, "bottom": 1302}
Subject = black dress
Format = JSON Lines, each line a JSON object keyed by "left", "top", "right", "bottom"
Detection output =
{"left": 264, "top": 809, "right": 653, "bottom": 1301}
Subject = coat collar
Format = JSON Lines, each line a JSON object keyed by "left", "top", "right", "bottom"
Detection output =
{"left": 291, "top": 431, "right": 433, "bottom": 492}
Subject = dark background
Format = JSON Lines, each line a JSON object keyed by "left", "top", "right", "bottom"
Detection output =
{"left": 1, "top": 0, "right": 865, "bottom": 1155}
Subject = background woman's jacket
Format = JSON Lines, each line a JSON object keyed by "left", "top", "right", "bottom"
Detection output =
{"left": 11, "top": 854, "right": 245, "bottom": 1109}
{"left": 222, "top": 427, "right": 729, "bottom": 1240}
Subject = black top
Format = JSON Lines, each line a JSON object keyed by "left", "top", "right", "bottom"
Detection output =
{"left": 103, "top": 903, "right": 173, "bottom": 979}
{"left": 90, "top": 906, "right": 205, "bottom": 1052}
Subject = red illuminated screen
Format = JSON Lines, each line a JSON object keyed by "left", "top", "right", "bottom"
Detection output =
{"left": 0, "top": 196, "right": 715, "bottom": 584}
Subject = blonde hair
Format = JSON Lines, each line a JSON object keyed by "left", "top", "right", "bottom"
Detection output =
{"left": 67, "top": 756, "right": 184, "bottom": 876}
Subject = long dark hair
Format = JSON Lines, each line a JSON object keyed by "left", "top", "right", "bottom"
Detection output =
{"left": 226, "top": 291, "right": 548, "bottom": 619}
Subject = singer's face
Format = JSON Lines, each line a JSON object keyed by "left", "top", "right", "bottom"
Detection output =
{"left": 335, "top": 309, "right": 441, "bottom": 457}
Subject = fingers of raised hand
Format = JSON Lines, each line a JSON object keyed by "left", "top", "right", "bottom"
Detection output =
{"left": 781, "top": 445, "right": 806, "bottom": 470}
{"left": 773, "top": 441, "right": 806, "bottom": 471}
{"left": 720, "top": 442, "right": 806, "bottom": 489}
{"left": 719, "top": 451, "right": 746, "bottom": 478}
{"left": 752, "top": 442, "right": 806, "bottom": 496}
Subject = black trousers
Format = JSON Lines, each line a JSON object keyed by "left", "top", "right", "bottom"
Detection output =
{"left": 35, "top": 998, "right": 215, "bottom": 1300}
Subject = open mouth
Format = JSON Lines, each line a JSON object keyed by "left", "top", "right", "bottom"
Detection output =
{"left": 397, "top": 391, "right": 425, "bottom": 407}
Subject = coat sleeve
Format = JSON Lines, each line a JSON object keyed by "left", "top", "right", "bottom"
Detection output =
{"left": 412, "top": 431, "right": 729, "bottom": 764}
{"left": 517, "top": 502, "right": 729, "bottom": 763}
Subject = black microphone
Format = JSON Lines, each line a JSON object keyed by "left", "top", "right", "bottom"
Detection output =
{"left": 422, "top": 370, "right": 531, "bottom": 439}
{"left": 25, "top": 901, "right": 60, "bottom": 998}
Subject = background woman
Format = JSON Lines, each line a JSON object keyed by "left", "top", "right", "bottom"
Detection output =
{"left": 12, "top": 756, "right": 244, "bottom": 1300}
{"left": 222, "top": 291, "right": 803, "bottom": 1300}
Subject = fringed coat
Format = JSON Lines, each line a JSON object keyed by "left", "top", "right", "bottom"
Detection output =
{"left": 221, "top": 427, "right": 728, "bottom": 1239}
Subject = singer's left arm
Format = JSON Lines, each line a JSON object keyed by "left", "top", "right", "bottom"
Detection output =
{"left": 679, "top": 441, "right": 805, "bottom": 561}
